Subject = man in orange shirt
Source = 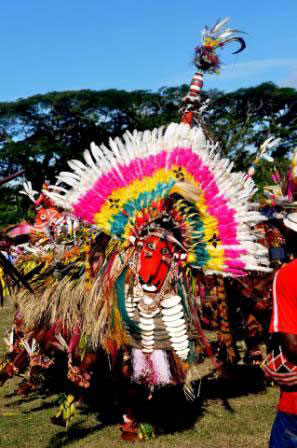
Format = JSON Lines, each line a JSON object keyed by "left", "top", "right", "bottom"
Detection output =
{"left": 268, "top": 212, "right": 297, "bottom": 447}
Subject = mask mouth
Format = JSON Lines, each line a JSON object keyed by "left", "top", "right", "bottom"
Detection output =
{"left": 141, "top": 283, "right": 158, "bottom": 293}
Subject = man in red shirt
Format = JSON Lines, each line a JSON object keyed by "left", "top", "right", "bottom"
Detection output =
{"left": 268, "top": 212, "right": 297, "bottom": 447}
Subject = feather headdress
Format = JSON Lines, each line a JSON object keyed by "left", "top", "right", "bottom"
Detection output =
{"left": 46, "top": 122, "right": 270, "bottom": 276}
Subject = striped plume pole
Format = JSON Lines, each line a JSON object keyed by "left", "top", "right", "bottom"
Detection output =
{"left": 188, "top": 72, "right": 204, "bottom": 98}
{"left": 181, "top": 17, "right": 246, "bottom": 125}
{"left": 181, "top": 72, "right": 204, "bottom": 125}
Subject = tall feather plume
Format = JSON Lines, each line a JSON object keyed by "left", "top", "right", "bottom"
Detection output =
{"left": 181, "top": 18, "right": 246, "bottom": 125}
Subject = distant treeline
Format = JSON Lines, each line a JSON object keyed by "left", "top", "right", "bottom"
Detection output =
{"left": 1, "top": 82, "right": 296, "bottom": 225}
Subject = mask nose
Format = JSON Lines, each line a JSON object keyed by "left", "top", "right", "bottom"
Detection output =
{"left": 147, "top": 275, "right": 155, "bottom": 285}
{"left": 139, "top": 257, "right": 162, "bottom": 283}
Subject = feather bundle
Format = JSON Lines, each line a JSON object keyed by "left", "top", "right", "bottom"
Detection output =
{"left": 46, "top": 123, "right": 270, "bottom": 277}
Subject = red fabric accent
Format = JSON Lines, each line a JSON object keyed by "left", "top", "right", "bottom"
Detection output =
{"left": 278, "top": 391, "right": 297, "bottom": 414}
{"left": 269, "top": 260, "right": 297, "bottom": 335}
{"left": 269, "top": 260, "right": 297, "bottom": 414}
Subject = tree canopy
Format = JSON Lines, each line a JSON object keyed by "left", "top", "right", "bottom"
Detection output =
{"left": 206, "top": 82, "right": 297, "bottom": 169}
{"left": 1, "top": 82, "right": 297, "bottom": 225}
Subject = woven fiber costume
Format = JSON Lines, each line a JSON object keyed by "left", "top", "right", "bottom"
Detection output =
{"left": 0, "top": 18, "right": 271, "bottom": 440}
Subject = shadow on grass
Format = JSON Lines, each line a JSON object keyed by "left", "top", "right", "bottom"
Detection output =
{"left": 44, "top": 386, "right": 204, "bottom": 447}
{"left": 201, "top": 365, "right": 266, "bottom": 401}
{"left": 149, "top": 364, "right": 267, "bottom": 435}
{"left": 46, "top": 421, "right": 106, "bottom": 448}
{"left": 22, "top": 399, "right": 57, "bottom": 413}
{"left": 2, "top": 363, "right": 268, "bottom": 444}
{"left": 4, "top": 393, "right": 41, "bottom": 406}
{"left": 152, "top": 385, "right": 205, "bottom": 435}
{"left": 4, "top": 385, "right": 57, "bottom": 405}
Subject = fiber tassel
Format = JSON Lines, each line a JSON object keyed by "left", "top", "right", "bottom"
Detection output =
{"left": 168, "top": 351, "right": 188, "bottom": 384}
{"left": 216, "top": 277, "right": 237, "bottom": 364}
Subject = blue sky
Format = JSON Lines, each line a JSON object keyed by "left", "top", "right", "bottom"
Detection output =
{"left": 1, "top": 0, "right": 297, "bottom": 101}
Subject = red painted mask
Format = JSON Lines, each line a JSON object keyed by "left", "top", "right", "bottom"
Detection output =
{"left": 138, "top": 235, "right": 175, "bottom": 293}
{"left": 34, "top": 207, "right": 62, "bottom": 231}
{"left": 33, "top": 185, "right": 62, "bottom": 232}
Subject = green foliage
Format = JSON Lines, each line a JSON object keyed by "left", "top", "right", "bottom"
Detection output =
{"left": 252, "top": 158, "right": 291, "bottom": 201}
{"left": 0, "top": 82, "right": 296, "bottom": 225}
{"left": 205, "top": 82, "right": 297, "bottom": 170}
{"left": 0, "top": 187, "right": 32, "bottom": 228}
{"left": 0, "top": 87, "right": 188, "bottom": 187}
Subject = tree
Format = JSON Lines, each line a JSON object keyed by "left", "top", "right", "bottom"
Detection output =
{"left": 205, "top": 82, "right": 297, "bottom": 171}
{"left": 1, "top": 83, "right": 296, "bottom": 225}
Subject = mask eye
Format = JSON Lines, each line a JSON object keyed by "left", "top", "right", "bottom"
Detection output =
{"left": 161, "top": 248, "right": 170, "bottom": 255}
{"left": 147, "top": 242, "right": 155, "bottom": 250}
{"left": 40, "top": 214, "right": 46, "bottom": 220}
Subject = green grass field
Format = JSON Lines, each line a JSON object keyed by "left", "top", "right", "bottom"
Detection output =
{"left": 0, "top": 302, "right": 278, "bottom": 448}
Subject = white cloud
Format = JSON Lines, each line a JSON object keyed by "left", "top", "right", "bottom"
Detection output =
{"left": 281, "top": 71, "right": 297, "bottom": 88}
{"left": 160, "top": 58, "right": 297, "bottom": 90}
{"left": 220, "top": 58, "right": 297, "bottom": 79}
